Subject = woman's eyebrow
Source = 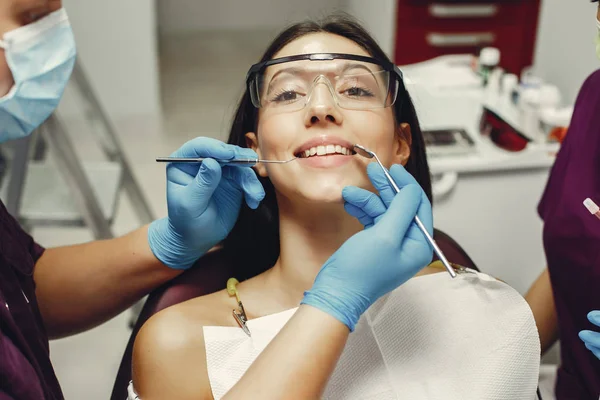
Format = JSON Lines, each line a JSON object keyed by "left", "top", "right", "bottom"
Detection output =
{"left": 266, "top": 67, "right": 303, "bottom": 95}
{"left": 265, "top": 62, "right": 380, "bottom": 94}
{"left": 339, "top": 62, "right": 377, "bottom": 76}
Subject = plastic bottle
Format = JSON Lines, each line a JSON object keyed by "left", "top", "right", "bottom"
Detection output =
{"left": 501, "top": 73, "right": 519, "bottom": 105}
{"left": 520, "top": 87, "right": 542, "bottom": 142}
{"left": 479, "top": 47, "right": 500, "bottom": 86}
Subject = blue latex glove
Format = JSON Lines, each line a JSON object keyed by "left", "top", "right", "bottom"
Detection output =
{"left": 148, "top": 137, "right": 265, "bottom": 269}
{"left": 302, "top": 163, "right": 434, "bottom": 331}
{"left": 579, "top": 311, "right": 600, "bottom": 360}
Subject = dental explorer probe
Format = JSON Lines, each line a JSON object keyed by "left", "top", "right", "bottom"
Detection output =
{"left": 155, "top": 157, "right": 297, "bottom": 166}
{"left": 353, "top": 144, "right": 457, "bottom": 279}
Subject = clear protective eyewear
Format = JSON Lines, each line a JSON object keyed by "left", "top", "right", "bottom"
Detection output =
{"left": 246, "top": 53, "right": 405, "bottom": 113}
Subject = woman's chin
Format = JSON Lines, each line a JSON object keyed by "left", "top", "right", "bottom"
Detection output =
{"left": 293, "top": 184, "right": 348, "bottom": 205}
{"left": 273, "top": 174, "right": 370, "bottom": 206}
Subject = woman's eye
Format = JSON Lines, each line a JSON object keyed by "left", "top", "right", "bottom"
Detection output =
{"left": 272, "top": 90, "right": 301, "bottom": 103}
{"left": 344, "top": 87, "right": 374, "bottom": 97}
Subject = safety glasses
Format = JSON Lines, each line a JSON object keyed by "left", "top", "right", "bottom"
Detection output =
{"left": 246, "top": 53, "right": 405, "bottom": 113}
{"left": 479, "top": 107, "right": 531, "bottom": 152}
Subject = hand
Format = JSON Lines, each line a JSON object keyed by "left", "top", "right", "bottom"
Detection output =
{"left": 579, "top": 311, "right": 600, "bottom": 360}
{"left": 148, "top": 137, "right": 265, "bottom": 269}
{"left": 302, "top": 164, "right": 433, "bottom": 331}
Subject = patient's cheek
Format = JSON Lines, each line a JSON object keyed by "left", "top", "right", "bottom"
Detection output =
{"left": 257, "top": 115, "right": 295, "bottom": 155}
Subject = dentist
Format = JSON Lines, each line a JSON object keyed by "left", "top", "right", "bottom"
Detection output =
{"left": 525, "top": 1, "right": 600, "bottom": 398}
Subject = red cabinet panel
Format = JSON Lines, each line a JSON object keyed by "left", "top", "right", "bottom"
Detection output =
{"left": 394, "top": 1, "right": 541, "bottom": 74}
{"left": 396, "top": 3, "right": 525, "bottom": 25}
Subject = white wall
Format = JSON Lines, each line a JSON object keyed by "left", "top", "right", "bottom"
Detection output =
{"left": 533, "top": 0, "right": 599, "bottom": 104}
{"left": 343, "top": 0, "right": 397, "bottom": 58}
{"left": 158, "top": 0, "right": 344, "bottom": 34}
{"left": 62, "top": 0, "right": 161, "bottom": 120}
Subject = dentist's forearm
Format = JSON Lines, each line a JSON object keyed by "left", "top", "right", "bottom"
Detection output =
{"left": 223, "top": 305, "right": 349, "bottom": 400}
{"left": 34, "top": 225, "right": 182, "bottom": 339}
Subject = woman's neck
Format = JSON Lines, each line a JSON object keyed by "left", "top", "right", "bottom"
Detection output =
{"left": 262, "top": 196, "right": 363, "bottom": 309}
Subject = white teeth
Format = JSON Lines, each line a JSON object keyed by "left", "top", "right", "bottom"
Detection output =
{"left": 300, "top": 144, "right": 352, "bottom": 158}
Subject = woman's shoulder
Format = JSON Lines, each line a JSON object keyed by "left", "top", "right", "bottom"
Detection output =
{"left": 131, "top": 289, "right": 237, "bottom": 399}
{"left": 134, "top": 288, "right": 238, "bottom": 356}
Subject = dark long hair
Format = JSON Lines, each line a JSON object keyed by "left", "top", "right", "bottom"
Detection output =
{"left": 223, "top": 14, "right": 432, "bottom": 280}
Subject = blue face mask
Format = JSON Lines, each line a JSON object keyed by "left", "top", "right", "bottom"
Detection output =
{"left": 0, "top": 9, "right": 76, "bottom": 144}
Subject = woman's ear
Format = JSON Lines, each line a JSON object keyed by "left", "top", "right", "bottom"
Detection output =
{"left": 393, "top": 123, "right": 412, "bottom": 166}
{"left": 245, "top": 132, "right": 268, "bottom": 177}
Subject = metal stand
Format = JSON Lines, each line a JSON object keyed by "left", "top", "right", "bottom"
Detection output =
{"left": 71, "top": 61, "right": 154, "bottom": 226}
{"left": 4, "top": 134, "right": 33, "bottom": 217}
{"left": 42, "top": 115, "right": 114, "bottom": 239}
{"left": 0, "top": 60, "right": 155, "bottom": 328}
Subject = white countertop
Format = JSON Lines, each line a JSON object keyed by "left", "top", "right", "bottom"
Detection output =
{"left": 402, "top": 55, "right": 560, "bottom": 176}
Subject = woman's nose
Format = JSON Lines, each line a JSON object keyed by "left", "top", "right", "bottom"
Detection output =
{"left": 304, "top": 83, "right": 344, "bottom": 127}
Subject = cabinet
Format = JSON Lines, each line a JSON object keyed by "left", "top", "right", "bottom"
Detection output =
{"left": 394, "top": 0, "right": 542, "bottom": 74}
{"left": 432, "top": 167, "right": 550, "bottom": 295}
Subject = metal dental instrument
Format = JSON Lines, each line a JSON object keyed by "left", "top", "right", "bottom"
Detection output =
{"left": 156, "top": 157, "right": 297, "bottom": 166}
{"left": 353, "top": 144, "right": 457, "bottom": 279}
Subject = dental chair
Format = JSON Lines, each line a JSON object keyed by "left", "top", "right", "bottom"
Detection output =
{"left": 110, "top": 229, "right": 478, "bottom": 400}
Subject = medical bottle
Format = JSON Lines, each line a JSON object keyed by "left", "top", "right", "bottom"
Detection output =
{"left": 478, "top": 47, "right": 500, "bottom": 86}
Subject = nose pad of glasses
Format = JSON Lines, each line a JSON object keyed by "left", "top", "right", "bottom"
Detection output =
{"left": 305, "top": 75, "right": 339, "bottom": 108}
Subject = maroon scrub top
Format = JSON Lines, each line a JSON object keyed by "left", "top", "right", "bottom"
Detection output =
{"left": 538, "top": 69, "right": 600, "bottom": 399}
{"left": 0, "top": 199, "right": 63, "bottom": 399}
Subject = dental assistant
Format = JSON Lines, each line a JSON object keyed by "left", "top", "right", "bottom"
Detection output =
{"left": 0, "top": 3, "right": 435, "bottom": 400}
{"left": 525, "top": 1, "right": 600, "bottom": 398}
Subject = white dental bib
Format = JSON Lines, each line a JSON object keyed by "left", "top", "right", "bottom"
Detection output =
{"left": 203, "top": 271, "right": 540, "bottom": 400}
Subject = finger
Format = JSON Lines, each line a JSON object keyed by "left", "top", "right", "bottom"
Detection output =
{"left": 167, "top": 162, "right": 198, "bottom": 186}
{"left": 584, "top": 343, "right": 600, "bottom": 360}
{"left": 168, "top": 138, "right": 257, "bottom": 179}
{"left": 223, "top": 167, "right": 265, "bottom": 209}
{"left": 375, "top": 184, "right": 422, "bottom": 244}
{"left": 343, "top": 203, "right": 374, "bottom": 228}
{"left": 342, "top": 186, "right": 387, "bottom": 219}
{"left": 387, "top": 164, "right": 433, "bottom": 239}
{"left": 580, "top": 330, "right": 600, "bottom": 345}
{"left": 588, "top": 311, "right": 600, "bottom": 327}
{"left": 367, "top": 163, "right": 421, "bottom": 208}
{"left": 171, "top": 137, "right": 256, "bottom": 161}
{"left": 403, "top": 195, "right": 433, "bottom": 246}
{"left": 415, "top": 189, "right": 434, "bottom": 238}
{"left": 366, "top": 163, "right": 397, "bottom": 207}
{"left": 231, "top": 145, "right": 261, "bottom": 161}
{"left": 389, "top": 164, "right": 420, "bottom": 188}
{"left": 186, "top": 158, "right": 222, "bottom": 212}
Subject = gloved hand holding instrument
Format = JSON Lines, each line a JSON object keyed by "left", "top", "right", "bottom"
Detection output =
{"left": 302, "top": 163, "right": 435, "bottom": 331}
{"left": 148, "top": 137, "right": 266, "bottom": 270}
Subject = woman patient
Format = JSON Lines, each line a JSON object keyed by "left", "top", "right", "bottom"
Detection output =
{"left": 131, "top": 15, "right": 540, "bottom": 399}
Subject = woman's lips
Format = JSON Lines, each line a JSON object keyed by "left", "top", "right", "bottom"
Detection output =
{"left": 296, "top": 154, "right": 354, "bottom": 168}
